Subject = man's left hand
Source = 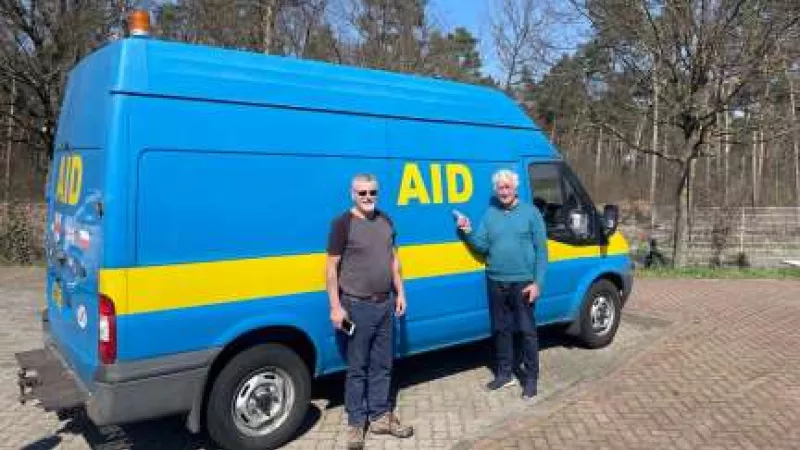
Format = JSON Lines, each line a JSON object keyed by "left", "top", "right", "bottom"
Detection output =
{"left": 522, "top": 284, "right": 540, "bottom": 304}
{"left": 395, "top": 294, "right": 407, "bottom": 317}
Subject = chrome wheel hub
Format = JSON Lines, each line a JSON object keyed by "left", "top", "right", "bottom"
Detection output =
{"left": 232, "top": 368, "right": 295, "bottom": 437}
{"left": 590, "top": 295, "right": 615, "bottom": 336}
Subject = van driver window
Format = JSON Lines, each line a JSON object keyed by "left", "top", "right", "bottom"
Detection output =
{"left": 528, "top": 162, "right": 596, "bottom": 245}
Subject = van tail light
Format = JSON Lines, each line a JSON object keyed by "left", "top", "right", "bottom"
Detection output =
{"left": 98, "top": 294, "right": 117, "bottom": 364}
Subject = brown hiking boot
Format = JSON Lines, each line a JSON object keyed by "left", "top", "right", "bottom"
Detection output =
{"left": 347, "top": 424, "right": 365, "bottom": 450}
{"left": 369, "top": 413, "right": 414, "bottom": 438}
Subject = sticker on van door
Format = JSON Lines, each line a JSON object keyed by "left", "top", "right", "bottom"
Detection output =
{"left": 52, "top": 283, "right": 63, "bottom": 308}
{"left": 55, "top": 154, "right": 83, "bottom": 205}
{"left": 52, "top": 212, "right": 63, "bottom": 243}
{"left": 76, "top": 304, "right": 88, "bottom": 329}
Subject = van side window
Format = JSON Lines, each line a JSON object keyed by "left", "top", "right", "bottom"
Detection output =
{"left": 528, "top": 162, "right": 597, "bottom": 245}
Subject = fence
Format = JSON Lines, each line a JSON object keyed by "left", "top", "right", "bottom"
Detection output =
{"left": 620, "top": 206, "right": 800, "bottom": 267}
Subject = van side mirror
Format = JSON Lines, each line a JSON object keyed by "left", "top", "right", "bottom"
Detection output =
{"left": 602, "top": 204, "right": 619, "bottom": 236}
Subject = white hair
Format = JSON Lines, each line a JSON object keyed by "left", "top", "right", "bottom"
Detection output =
{"left": 492, "top": 169, "right": 519, "bottom": 188}
{"left": 351, "top": 173, "right": 379, "bottom": 187}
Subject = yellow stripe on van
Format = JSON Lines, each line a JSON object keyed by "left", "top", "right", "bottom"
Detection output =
{"left": 548, "top": 232, "right": 629, "bottom": 261}
{"left": 99, "top": 233, "right": 628, "bottom": 316}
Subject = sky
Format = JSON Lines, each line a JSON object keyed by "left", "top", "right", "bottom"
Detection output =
{"left": 429, "top": 0, "right": 501, "bottom": 78}
{"left": 429, "top": 0, "right": 592, "bottom": 82}
{"left": 147, "top": 0, "right": 590, "bottom": 82}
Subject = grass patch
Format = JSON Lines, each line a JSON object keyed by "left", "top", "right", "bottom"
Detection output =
{"left": 636, "top": 266, "right": 800, "bottom": 280}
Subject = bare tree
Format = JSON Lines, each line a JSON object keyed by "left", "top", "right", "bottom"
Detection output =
{"left": 571, "top": 0, "right": 800, "bottom": 266}
{"left": 489, "top": 0, "right": 555, "bottom": 92}
{"left": 0, "top": 1, "right": 131, "bottom": 163}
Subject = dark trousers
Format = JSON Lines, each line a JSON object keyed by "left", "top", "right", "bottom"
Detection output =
{"left": 341, "top": 294, "right": 394, "bottom": 426}
{"left": 488, "top": 279, "right": 539, "bottom": 385}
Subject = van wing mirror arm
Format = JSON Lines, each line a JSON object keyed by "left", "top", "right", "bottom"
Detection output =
{"left": 602, "top": 204, "right": 620, "bottom": 237}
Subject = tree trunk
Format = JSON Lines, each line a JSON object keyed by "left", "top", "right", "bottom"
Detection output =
{"left": 759, "top": 127, "right": 766, "bottom": 203}
{"left": 633, "top": 118, "right": 644, "bottom": 186}
{"left": 595, "top": 127, "right": 603, "bottom": 193}
{"left": 751, "top": 76, "right": 771, "bottom": 207}
{"left": 752, "top": 128, "right": 759, "bottom": 206}
{"left": 704, "top": 154, "right": 710, "bottom": 204}
{"left": 774, "top": 146, "right": 780, "bottom": 205}
{"left": 263, "top": 1, "right": 278, "bottom": 54}
{"left": 672, "top": 161, "right": 690, "bottom": 267}
{"left": 568, "top": 106, "right": 586, "bottom": 157}
{"left": 723, "top": 107, "right": 731, "bottom": 205}
{"left": 787, "top": 61, "right": 800, "bottom": 210}
{"left": 629, "top": 120, "right": 644, "bottom": 228}
{"left": 650, "top": 70, "right": 659, "bottom": 231}
{"left": 687, "top": 158, "right": 696, "bottom": 244}
{"left": 3, "top": 79, "right": 14, "bottom": 205}
{"left": 715, "top": 112, "right": 722, "bottom": 204}
{"left": 741, "top": 150, "right": 747, "bottom": 201}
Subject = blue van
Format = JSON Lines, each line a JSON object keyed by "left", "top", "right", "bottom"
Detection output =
{"left": 16, "top": 33, "right": 632, "bottom": 450}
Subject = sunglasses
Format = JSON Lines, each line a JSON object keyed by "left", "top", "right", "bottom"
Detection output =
{"left": 356, "top": 190, "right": 378, "bottom": 197}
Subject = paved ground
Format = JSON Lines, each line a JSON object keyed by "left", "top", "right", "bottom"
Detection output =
{"left": 1, "top": 267, "right": 666, "bottom": 450}
{"left": 463, "top": 278, "right": 800, "bottom": 450}
{"left": 2, "top": 268, "right": 798, "bottom": 450}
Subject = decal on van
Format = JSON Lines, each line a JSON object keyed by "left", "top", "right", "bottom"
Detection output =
{"left": 397, "top": 162, "right": 473, "bottom": 206}
{"left": 55, "top": 154, "right": 83, "bottom": 206}
{"left": 76, "top": 304, "right": 88, "bottom": 329}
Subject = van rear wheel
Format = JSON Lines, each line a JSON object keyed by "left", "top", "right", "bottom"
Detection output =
{"left": 206, "top": 343, "right": 311, "bottom": 450}
{"left": 576, "top": 279, "right": 621, "bottom": 349}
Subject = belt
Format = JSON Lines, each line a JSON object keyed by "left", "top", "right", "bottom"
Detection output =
{"left": 343, "top": 291, "right": 392, "bottom": 302}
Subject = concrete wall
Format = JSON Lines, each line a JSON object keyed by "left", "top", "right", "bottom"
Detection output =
{"left": 620, "top": 207, "right": 800, "bottom": 267}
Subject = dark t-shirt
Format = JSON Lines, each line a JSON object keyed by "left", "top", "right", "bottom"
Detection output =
{"left": 326, "top": 211, "right": 395, "bottom": 297}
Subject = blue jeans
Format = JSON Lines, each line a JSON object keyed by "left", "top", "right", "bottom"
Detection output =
{"left": 487, "top": 279, "right": 539, "bottom": 385}
{"left": 341, "top": 294, "right": 394, "bottom": 426}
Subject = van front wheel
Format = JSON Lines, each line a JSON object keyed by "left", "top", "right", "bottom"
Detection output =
{"left": 206, "top": 343, "right": 311, "bottom": 450}
{"left": 576, "top": 279, "right": 621, "bottom": 349}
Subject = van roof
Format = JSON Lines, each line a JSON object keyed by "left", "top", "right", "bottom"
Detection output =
{"left": 76, "top": 37, "right": 536, "bottom": 130}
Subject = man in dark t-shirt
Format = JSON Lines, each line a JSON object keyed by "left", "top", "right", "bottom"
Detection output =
{"left": 326, "top": 174, "right": 413, "bottom": 450}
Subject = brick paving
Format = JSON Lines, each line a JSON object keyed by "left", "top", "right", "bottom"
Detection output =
{"left": 463, "top": 278, "right": 800, "bottom": 450}
{"left": 3, "top": 269, "right": 799, "bottom": 450}
{"left": 1, "top": 267, "right": 665, "bottom": 450}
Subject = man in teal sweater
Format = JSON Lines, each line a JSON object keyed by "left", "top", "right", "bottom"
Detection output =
{"left": 456, "top": 169, "right": 548, "bottom": 398}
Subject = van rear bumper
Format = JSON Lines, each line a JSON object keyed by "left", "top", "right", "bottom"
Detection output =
{"left": 88, "top": 349, "right": 217, "bottom": 426}
{"left": 18, "top": 311, "right": 219, "bottom": 427}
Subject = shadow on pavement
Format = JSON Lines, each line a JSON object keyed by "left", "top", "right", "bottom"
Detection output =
{"left": 315, "top": 324, "right": 576, "bottom": 410}
{"left": 18, "top": 325, "right": 579, "bottom": 450}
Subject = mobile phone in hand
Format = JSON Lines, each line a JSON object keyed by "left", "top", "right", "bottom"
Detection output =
{"left": 341, "top": 317, "right": 356, "bottom": 336}
{"left": 453, "top": 209, "right": 470, "bottom": 231}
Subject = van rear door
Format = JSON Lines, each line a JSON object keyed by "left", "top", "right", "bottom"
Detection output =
{"left": 44, "top": 145, "right": 105, "bottom": 385}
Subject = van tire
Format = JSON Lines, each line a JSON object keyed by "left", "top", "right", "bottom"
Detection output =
{"left": 576, "top": 279, "right": 621, "bottom": 349}
{"left": 206, "top": 343, "right": 311, "bottom": 450}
